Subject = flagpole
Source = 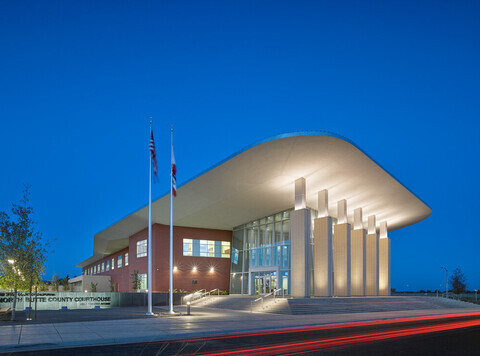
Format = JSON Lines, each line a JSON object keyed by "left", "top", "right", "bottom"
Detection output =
{"left": 147, "top": 119, "right": 153, "bottom": 316}
{"left": 169, "top": 125, "right": 174, "bottom": 314}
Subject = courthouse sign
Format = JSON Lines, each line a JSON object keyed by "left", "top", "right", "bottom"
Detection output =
{"left": 0, "top": 292, "right": 112, "bottom": 310}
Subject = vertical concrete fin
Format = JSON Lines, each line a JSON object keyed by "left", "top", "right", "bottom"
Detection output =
{"left": 354, "top": 208, "right": 363, "bottom": 230}
{"left": 313, "top": 216, "right": 333, "bottom": 297}
{"left": 337, "top": 199, "right": 347, "bottom": 224}
{"left": 379, "top": 237, "right": 391, "bottom": 296}
{"left": 291, "top": 209, "right": 311, "bottom": 297}
{"left": 295, "top": 178, "right": 306, "bottom": 210}
{"left": 380, "top": 221, "right": 388, "bottom": 238}
{"left": 333, "top": 223, "right": 351, "bottom": 297}
{"left": 368, "top": 215, "right": 376, "bottom": 234}
{"left": 318, "top": 189, "right": 328, "bottom": 217}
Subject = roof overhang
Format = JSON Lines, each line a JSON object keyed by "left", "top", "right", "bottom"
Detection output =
{"left": 78, "top": 131, "right": 431, "bottom": 267}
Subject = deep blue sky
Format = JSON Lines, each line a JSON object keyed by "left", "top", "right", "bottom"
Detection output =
{"left": 1, "top": 1, "right": 479, "bottom": 291}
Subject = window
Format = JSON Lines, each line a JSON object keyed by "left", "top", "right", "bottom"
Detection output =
{"left": 94, "top": 265, "right": 97, "bottom": 274}
{"left": 137, "top": 240, "right": 147, "bottom": 258}
{"left": 106, "top": 260, "right": 110, "bottom": 271}
{"left": 183, "top": 239, "right": 231, "bottom": 258}
{"left": 221, "top": 241, "right": 231, "bottom": 258}
{"left": 97, "top": 264, "right": 100, "bottom": 273}
{"left": 199, "top": 240, "right": 208, "bottom": 256}
{"left": 101, "top": 262, "right": 105, "bottom": 272}
{"left": 117, "top": 255, "right": 123, "bottom": 268}
{"left": 139, "top": 273, "right": 147, "bottom": 290}
{"left": 125, "top": 253, "right": 129, "bottom": 266}
{"left": 112, "top": 258, "right": 115, "bottom": 270}
{"left": 183, "top": 239, "right": 193, "bottom": 256}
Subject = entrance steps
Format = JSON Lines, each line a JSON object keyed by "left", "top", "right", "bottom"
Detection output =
{"left": 287, "top": 296, "right": 479, "bottom": 315}
{"left": 192, "top": 295, "right": 290, "bottom": 313}
{"left": 198, "top": 296, "right": 479, "bottom": 315}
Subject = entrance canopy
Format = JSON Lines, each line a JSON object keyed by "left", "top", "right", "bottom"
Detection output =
{"left": 78, "top": 131, "right": 431, "bottom": 267}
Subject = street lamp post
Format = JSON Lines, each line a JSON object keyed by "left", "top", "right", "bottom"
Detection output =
{"left": 441, "top": 267, "right": 448, "bottom": 299}
{"left": 475, "top": 289, "right": 478, "bottom": 302}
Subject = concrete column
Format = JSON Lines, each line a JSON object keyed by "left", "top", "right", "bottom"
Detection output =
{"left": 334, "top": 223, "right": 351, "bottom": 296}
{"left": 351, "top": 208, "right": 366, "bottom": 296}
{"left": 379, "top": 221, "right": 391, "bottom": 296}
{"left": 314, "top": 190, "right": 333, "bottom": 296}
{"left": 333, "top": 200, "right": 351, "bottom": 297}
{"left": 291, "top": 209, "right": 311, "bottom": 297}
{"left": 366, "top": 215, "right": 379, "bottom": 296}
{"left": 291, "top": 177, "right": 310, "bottom": 297}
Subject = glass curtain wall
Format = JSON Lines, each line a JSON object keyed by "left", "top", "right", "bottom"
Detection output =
{"left": 230, "top": 210, "right": 292, "bottom": 295}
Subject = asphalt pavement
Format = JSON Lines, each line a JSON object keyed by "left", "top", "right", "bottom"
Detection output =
{"left": 1, "top": 304, "right": 480, "bottom": 354}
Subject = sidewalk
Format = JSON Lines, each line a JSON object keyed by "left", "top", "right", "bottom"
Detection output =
{"left": 1, "top": 305, "right": 479, "bottom": 354}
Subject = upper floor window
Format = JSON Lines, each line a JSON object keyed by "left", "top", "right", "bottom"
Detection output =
{"left": 137, "top": 240, "right": 147, "bottom": 258}
{"left": 117, "top": 255, "right": 123, "bottom": 268}
{"left": 183, "top": 239, "right": 231, "bottom": 258}
{"left": 101, "top": 262, "right": 105, "bottom": 272}
{"left": 112, "top": 258, "right": 115, "bottom": 270}
{"left": 125, "top": 253, "right": 129, "bottom": 266}
{"left": 106, "top": 260, "right": 110, "bottom": 271}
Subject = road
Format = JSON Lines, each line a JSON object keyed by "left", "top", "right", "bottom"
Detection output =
{"left": 4, "top": 312, "right": 480, "bottom": 355}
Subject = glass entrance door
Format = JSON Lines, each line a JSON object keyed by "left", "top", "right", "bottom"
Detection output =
{"left": 252, "top": 271, "right": 277, "bottom": 295}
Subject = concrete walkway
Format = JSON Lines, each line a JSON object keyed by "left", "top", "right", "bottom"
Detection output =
{"left": 1, "top": 305, "right": 480, "bottom": 354}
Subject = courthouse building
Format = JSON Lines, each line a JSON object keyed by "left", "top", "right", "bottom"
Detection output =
{"left": 77, "top": 132, "right": 431, "bottom": 297}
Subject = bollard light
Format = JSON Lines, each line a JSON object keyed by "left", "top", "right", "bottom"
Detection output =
{"left": 186, "top": 301, "right": 191, "bottom": 315}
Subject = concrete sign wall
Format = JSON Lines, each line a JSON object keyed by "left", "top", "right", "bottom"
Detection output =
{"left": 0, "top": 291, "right": 187, "bottom": 310}
{"left": 0, "top": 292, "right": 113, "bottom": 310}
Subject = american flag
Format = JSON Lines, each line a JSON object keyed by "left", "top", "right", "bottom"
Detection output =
{"left": 149, "top": 129, "right": 158, "bottom": 179}
{"left": 171, "top": 147, "right": 177, "bottom": 197}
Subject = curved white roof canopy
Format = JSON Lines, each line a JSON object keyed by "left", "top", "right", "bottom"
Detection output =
{"left": 78, "top": 132, "right": 431, "bottom": 267}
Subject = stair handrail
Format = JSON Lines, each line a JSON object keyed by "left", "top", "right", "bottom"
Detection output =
{"left": 183, "top": 289, "right": 206, "bottom": 304}
{"left": 273, "top": 288, "right": 283, "bottom": 302}
{"left": 205, "top": 288, "right": 220, "bottom": 297}
{"left": 201, "top": 288, "right": 221, "bottom": 304}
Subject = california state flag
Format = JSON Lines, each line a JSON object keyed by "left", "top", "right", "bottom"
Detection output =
{"left": 171, "top": 148, "right": 177, "bottom": 197}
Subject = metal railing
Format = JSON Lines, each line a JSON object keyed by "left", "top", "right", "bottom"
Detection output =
{"left": 182, "top": 289, "right": 206, "bottom": 304}
{"left": 250, "top": 288, "right": 283, "bottom": 312}
{"left": 182, "top": 288, "right": 221, "bottom": 305}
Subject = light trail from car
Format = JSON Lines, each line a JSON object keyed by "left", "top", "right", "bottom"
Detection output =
{"left": 198, "top": 318, "right": 480, "bottom": 355}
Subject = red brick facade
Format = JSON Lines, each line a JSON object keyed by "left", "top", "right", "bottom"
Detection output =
{"left": 83, "top": 224, "right": 232, "bottom": 292}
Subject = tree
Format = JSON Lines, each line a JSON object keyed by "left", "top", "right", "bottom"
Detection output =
{"left": 38, "top": 281, "right": 49, "bottom": 292}
{"left": 131, "top": 270, "right": 141, "bottom": 291}
{"left": 52, "top": 273, "right": 59, "bottom": 292}
{"left": 90, "top": 282, "right": 97, "bottom": 292}
{"left": 60, "top": 275, "right": 70, "bottom": 292}
{"left": 0, "top": 187, "right": 50, "bottom": 321}
{"left": 450, "top": 267, "right": 467, "bottom": 294}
